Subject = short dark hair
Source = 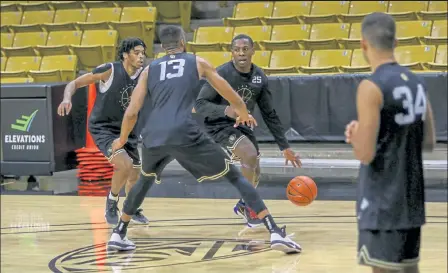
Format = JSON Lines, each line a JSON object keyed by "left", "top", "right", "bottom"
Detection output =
{"left": 160, "top": 25, "right": 185, "bottom": 50}
{"left": 361, "top": 12, "right": 396, "bottom": 51}
{"left": 118, "top": 37, "right": 146, "bottom": 60}
{"left": 232, "top": 34, "right": 254, "bottom": 48}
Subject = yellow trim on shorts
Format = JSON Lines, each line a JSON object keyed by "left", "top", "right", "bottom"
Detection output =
{"left": 106, "top": 149, "right": 126, "bottom": 162}
{"left": 196, "top": 158, "right": 234, "bottom": 183}
{"left": 358, "top": 245, "right": 420, "bottom": 270}
{"left": 225, "top": 135, "right": 261, "bottom": 161}
{"left": 140, "top": 170, "right": 162, "bottom": 184}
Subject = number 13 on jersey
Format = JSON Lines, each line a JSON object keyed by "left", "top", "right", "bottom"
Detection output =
{"left": 393, "top": 84, "right": 427, "bottom": 125}
{"left": 159, "top": 59, "right": 185, "bottom": 81}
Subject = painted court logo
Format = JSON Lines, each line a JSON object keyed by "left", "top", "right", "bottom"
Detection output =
{"left": 4, "top": 109, "right": 46, "bottom": 151}
{"left": 11, "top": 109, "right": 38, "bottom": 132}
{"left": 48, "top": 238, "right": 272, "bottom": 272}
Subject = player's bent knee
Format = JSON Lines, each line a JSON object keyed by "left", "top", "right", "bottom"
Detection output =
{"left": 112, "top": 155, "right": 133, "bottom": 172}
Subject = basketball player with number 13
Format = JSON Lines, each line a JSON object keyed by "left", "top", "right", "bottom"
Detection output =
{"left": 345, "top": 13, "right": 436, "bottom": 273}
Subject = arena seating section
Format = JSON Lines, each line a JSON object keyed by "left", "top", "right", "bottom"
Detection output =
{"left": 1, "top": 1, "right": 447, "bottom": 84}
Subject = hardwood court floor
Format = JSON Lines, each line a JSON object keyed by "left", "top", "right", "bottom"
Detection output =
{"left": 1, "top": 196, "right": 446, "bottom": 273}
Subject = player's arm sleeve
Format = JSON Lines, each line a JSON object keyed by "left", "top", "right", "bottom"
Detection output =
{"left": 257, "top": 79, "right": 290, "bottom": 151}
{"left": 195, "top": 79, "right": 228, "bottom": 119}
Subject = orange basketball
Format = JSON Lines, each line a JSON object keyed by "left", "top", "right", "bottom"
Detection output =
{"left": 286, "top": 176, "right": 318, "bottom": 206}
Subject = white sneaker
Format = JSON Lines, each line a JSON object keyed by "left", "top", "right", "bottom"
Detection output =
{"left": 107, "top": 232, "right": 136, "bottom": 251}
{"left": 270, "top": 226, "right": 302, "bottom": 254}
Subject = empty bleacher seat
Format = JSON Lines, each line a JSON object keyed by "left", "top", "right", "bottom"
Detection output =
{"left": 263, "top": 1, "right": 312, "bottom": 25}
{"left": 43, "top": 8, "right": 88, "bottom": 32}
{"left": 71, "top": 30, "right": 118, "bottom": 71}
{"left": 1, "top": 56, "right": 7, "bottom": 71}
{"left": 421, "top": 20, "right": 448, "bottom": 45}
{"left": 424, "top": 44, "right": 447, "bottom": 71}
{"left": 387, "top": 1, "right": 428, "bottom": 21}
{"left": 1, "top": 11, "right": 23, "bottom": 27}
{"left": 151, "top": 1, "right": 192, "bottom": 32}
{"left": 82, "top": 1, "right": 117, "bottom": 9}
{"left": 224, "top": 2, "right": 274, "bottom": 27}
{"left": 233, "top": 26, "right": 272, "bottom": 49}
{"left": 76, "top": 7, "right": 122, "bottom": 31}
{"left": 114, "top": 1, "right": 152, "bottom": 8}
{"left": 340, "top": 49, "right": 371, "bottom": 73}
{"left": 299, "top": 49, "right": 352, "bottom": 74}
{"left": 50, "top": 1, "right": 85, "bottom": 10}
{"left": 395, "top": 45, "right": 437, "bottom": 70}
{"left": 396, "top": 20, "right": 432, "bottom": 46}
{"left": 299, "top": 1, "right": 350, "bottom": 24}
{"left": 196, "top": 51, "right": 231, "bottom": 67}
{"left": 1, "top": 33, "right": 15, "bottom": 48}
{"left": 3, "top": 56, "right": 42, "bottom": 78}
{"left": 299, "top": 23, "right": 350, "bottom": 50}
{"left": 418, "top": 1, "right": 447, "bottom": 21}
{"left": 110, "top": 6, "right": 157, "bottom": 57}
{"left": 339, "top": 1, "right": 389, "bottom": 23}
{"left": 262, "top": 50, "right": 311, "bottom": 74}
{"left": 188, "top": 26, "right": 234, "bottom": 52}
{"left": 338, "top": 22, "right": 361, "bottom": 49}
{"left": 0, "top": 77, "right": 35, "bottom": 84}
{"left": 259, "top": 24, "right": 311, "bottom": 51}
{"left": 2, "top": 32, "right": 48, "bottom": 57}
{"left": 10, "top": 10, "right": 55, "bottom": 33}
{"left": 36, "top": 30, "right": 83, "bottom": 56}
{"left": 29, "top": 55, "right": 78, "bottom": 83}
{"left": 252, "top": 50, "right": 271, "bottom": 67}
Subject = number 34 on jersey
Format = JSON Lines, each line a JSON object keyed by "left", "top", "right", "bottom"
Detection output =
{"left": 393, "top": 83, "right": 427, "bottom": 125}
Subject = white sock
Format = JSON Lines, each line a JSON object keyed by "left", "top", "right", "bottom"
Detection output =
{"left": 109, "top": 191, "right": 119, "bottom": 201}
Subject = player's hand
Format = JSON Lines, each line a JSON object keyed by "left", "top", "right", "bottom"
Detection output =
{"left": 234, "top": 114, "right": 257, "bottom": 129}
{"left": 111, "top": 138, "right": 126, "bottom": 152}
{"left": 345, "top": 120, "right": 358, "bottom": 144}
{"left": 283, "top": 148, "right": 302, "bottom": 168}
{"left": 57, "top": 99, "right": 72, "bottom": 116}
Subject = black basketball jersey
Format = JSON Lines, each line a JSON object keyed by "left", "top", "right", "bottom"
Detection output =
{"left": 140, "top": 52, "right": 205, "bottom": 148}
{"left": 357, "top": 62, "right": 426, "bottom": 230}
{"left": 89, "top": 61, "right": 142, "bottom": 139}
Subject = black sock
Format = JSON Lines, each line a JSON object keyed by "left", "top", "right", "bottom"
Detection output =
{"left": 113, "top": 219, "right": 130, "bottom": 236}
{"left": 262, "top": 214, "right": 280, "bottom": 233}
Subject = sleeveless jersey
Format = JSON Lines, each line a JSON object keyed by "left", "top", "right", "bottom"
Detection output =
{"left": 141, "top": 52, "right": 205, "bottom": 147}
{"left": 357, "top": 62, "right": 426, "bottom": 230}
{"left": 88, "top": 61, "right": 142, "bottom": 140}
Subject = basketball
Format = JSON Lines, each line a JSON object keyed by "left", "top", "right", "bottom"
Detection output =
{"left": 286, "top": 176, "right": 318, "bottom": 206}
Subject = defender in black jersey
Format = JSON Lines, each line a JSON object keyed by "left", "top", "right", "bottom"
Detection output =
{"left": 57, "top": 38, "right": 150, "bottom": 225}
{"left": 107, "top": 25, "right": 302, "bottom": 254}
{"left": 344, "top": 13, "right": 436, "bottom": 273}
{"left": 195, "top": 34, "right": 301, "bottom": 228}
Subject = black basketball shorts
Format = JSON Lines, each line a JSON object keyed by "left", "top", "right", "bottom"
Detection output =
{"left": 358, "top": 228, "right": 421, "bottom": 270}
{"left": 209, "top": 126, "right": 261, "bottom": 161}
{"left": 89, "top": 127, "right": 141, "bottom": 167}
{"left": 140, "top": 137, "right": 239, "bottom": 184}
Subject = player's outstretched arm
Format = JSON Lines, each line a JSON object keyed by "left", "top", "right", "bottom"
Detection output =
{"left": 423, "top": 97, "right": 436, "bottom": 151}
{"left": 196, "top": 56, "right": 256, "bottom": 127}
{"left": 57, "top": 63, "right": 112, "bottom": 116}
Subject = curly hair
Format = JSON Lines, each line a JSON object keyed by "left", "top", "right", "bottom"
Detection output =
{"left": 117, "top": 37, "right": 146, "bottom": 61}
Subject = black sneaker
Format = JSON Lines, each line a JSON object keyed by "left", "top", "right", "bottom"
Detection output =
{"left": 105, "top": 196, "right": 120, "bottom": 225}
{"left": 131, "top": 208, "right": 149, "bottom": 224}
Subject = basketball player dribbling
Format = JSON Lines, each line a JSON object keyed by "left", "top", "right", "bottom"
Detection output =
{"left": 195, "top": 34, "right": 302, "bottom": 228}
{"left": 57, "top": 38, "right": 150, "bottom": 225}
{"left": 345, "top": 13, "right": 436, "bottom": 273}
{"left": 106, "top": 25, "right": 302, "bottom": 254}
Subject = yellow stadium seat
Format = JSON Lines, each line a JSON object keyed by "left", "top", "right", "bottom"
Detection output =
{"left": 42, "top": 8, "right": 88, "bottom": 32}
{"left": 421, "top": 20, "right": 448, "bottom": 45}
{"left": 71, "top": 30, "right": 118, "bottom": 71}
{"left": 2, "top": 32, "right": 48, "bottom": 57}
{"left": 76, "top": 7, "right": 122, "bottom": 31}
{"left": 233, "top": 26, "right": 272, "bottom": 50}
{"left": 3, "top": 56, "right": 42, "bottom": 78}
{"left": 263, "top": 1, "right": 312, "bottom": 25}
{"left": 10, "top": 10, "right": 55, "bottom": 33}
{"left": 187, "top": 27, "right": 234, "bottom": 52}
{"left": 1, "top": 57, "right": 7, "bottom": 71}
{"left": 252, "top": 50, "right": 271, "bottom": 67}
{"left": 29, "top": 55, "right": 78, "bottom": 83}
{"left": 396, "top": 21, "right": 432, "bottom": 46}
{"left": 82, "top": 1, "right": 117, "bottom": 9}
{"left": 151, "top": 1, "right": 192, "bottom": 32}
{"left": 259, "top": 24, "right": 311, "bottom": 51}
{"left": 396, "top": 45, "right": 436, "bottom": 70}
{"left": 0, "top": 77, "right": 35, "bottom": 84}
{"left": 0, "top": 2, "right": 23, "bottom": 13}
{"left": 50, "top": 1, "right": 85, "bottom": 10}
{"left": 195, "top": 51, "right": 231, "bottom": 68}
{"left": 114, "top": 1, "right": 152, "bottom": 8}
{"left": 424, "top": 45, "right": 447, "bottom": 71}
{"left": 1, "top": 33, "right": 15, "bottom": 48}
{"left": 224, "top": 2, "right": 274, "bottom": 27}
{"left": 36, "top": 31, "right": 83, "bottom": 56}
{"left": 338, "top": 22, "right": 362, "bottom": 49}
{"left": 262, "top": 50, "right": 311, "bottom": 75}
{"left": 299, "top": 23, "right": 350, "bottom": 50}
{"left": 387, "top": 1, "right": 428, "bottom": 21}
{"left": 340, "top": 49, "right": 371, "bottom": 73}
{"left": 299, "top": 49, "right": 352, "bottom": 74}
{"left": 109, "top": 7, "right": 157, "bottom": 57}
{"left": 299, "top": 1, "right": 350, "bottom": 24}
{"left": 19, "top": 1, "right": 51, "bottom": 11}
{"left": 1, "top": 11, "right": 23, "bottom": 27}
{"left": 418, "top": 1, "right": 447, "bottom": 21}
{"left": 338, "top": 1, "right": 389, "bottom": 23}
